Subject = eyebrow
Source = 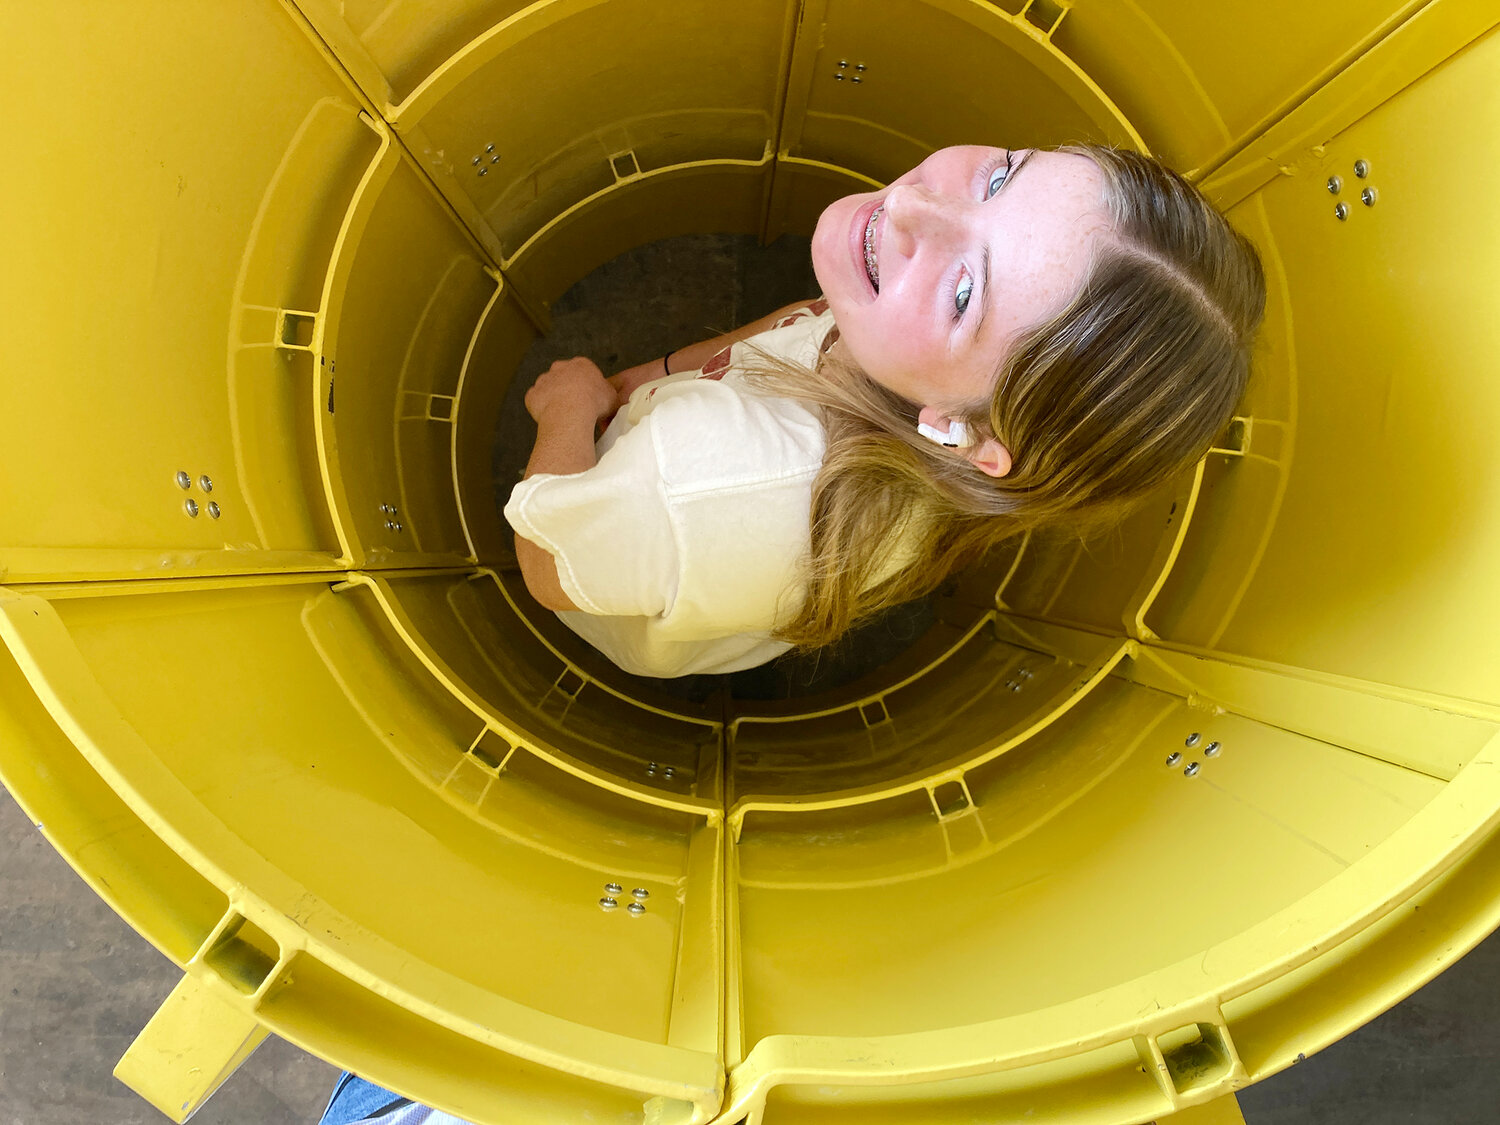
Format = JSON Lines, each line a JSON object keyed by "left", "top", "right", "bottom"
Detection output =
{"left": 974, "top": 148, "right": 1037, "bottom": 341}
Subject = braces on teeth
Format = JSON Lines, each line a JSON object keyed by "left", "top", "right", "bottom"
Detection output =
{"left": 864, "top": 205, "right": 882, "bottom": 291}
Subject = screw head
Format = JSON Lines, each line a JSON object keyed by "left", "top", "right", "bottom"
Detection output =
{"left": 490, "top": 154, "right": 500, "bottom": 164}
{"left": 207, "top": 501, "right": 221, "bottom": 519}
{"left": 646, "top": 762, "right": 658, "bottom": 775}
{"left": 1326, "top": 175, "right": 1342, "bottom": 194}
{"left": 855, "top": 62, "right": 867, "bottom": 71}
{"left": 1184, "top": 762, "right": 1202, "bottom": 777}
{"left": 599, "top": 897, "right": 618, "bottom": 910}
{"left": 1354, "top": 159, "right": 1370, "bottom": 178}
{"left": 1185, "top": 733, "right": 1202, "bottom": 748}
{"left": 1335, "top": 202, "right": 1350, "bottom": 220}
{"left": 626, "top": 902, "right": 646, "bottom": 916}
{"left": 478, "top": 167, "right": 488, "bottom": 177}
{"left": 385, "top": 520, "right": 396, "bottom": 531}
{"left": 184, "top": 498, "right": 199, "bottom": 517}
{"left": 604, "top": 882, "right": 623, "bottom": 895}
{"left": 1019, "top": 668, "right": 1033, "bottom": 679}
{"left": 851, "top": 76, "right": 862, "bottom": 84}
{"left": 838, "top": 59, "right": 848, "bottom": 67}
{"left": 471, "top": 155, "right": 481, "bottom": 166}
{"left": 1205, "top": 741, "right": 1222, "bottom": 757}
{"left": 486, "top": 143, "right": 495, "bottom": 153}
{"left": 631, "top": 888, "right": 649, "bottom": 900}
{"left": 834, "top": 73, "right": 845, "bottom": 80}
{"left": 1166, "top": 752, "right": 1182, "bottom": 767}
{"left": 199, "top": 475, "right": 213, "bottom": 493}
{"left": 392, "top": 522, "right": 403, "bottom": 532}
{"left": 663, "top": 766, "right": 675, "bottom": 779}
{"left": 175, "top": 470, "right": 192, "bottom": 490}
{"left": 1361, "top": 186, "right": 1377, "bottom": 206}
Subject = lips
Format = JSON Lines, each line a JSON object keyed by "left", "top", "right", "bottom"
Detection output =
{"left": 849, "top": 196, "right": 883, "bottom": 300}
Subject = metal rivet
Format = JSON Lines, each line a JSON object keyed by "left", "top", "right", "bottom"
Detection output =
{"left": 1019, "top": 668, "right": 1033, "bottom": 679}
{"left": 199, "top": 475, "right": 213, "bottom": 493}
{"left": 393, "top": 522, "right": 403, "bottom": 532}
{"left": 626, "top": 902, "right": 646, "bottom": 916}
{"left": 1326, "top": 175, "right": 1342, "bottom": 194}
{"left": 599, "top": 897, "right": 618, "bottom": 910}
{"left": 184, "top": 498, "right": 199, "bottom": 517}
{"left": 478, "top": 167, "right": 488, "bottom": 177}
{"left": 1205, "top": 741, "right": 1222, "bottom": 757}
{"left": 490, "top": 154, "right": 500, "bottom": 164}
{"left": 833, "top": 73, "right": 845, "bottom": 80}
{"left": 379, "top": 504, "right": 391, "bottom": 514}
{"left": 1361, "top": 187, "right": 1377, "bottom": 206}
{"left": 851, "top": 76, "right": 862, "bottom": 84}
{"left": 385, "top": 520, "right": 396, "bottom": 531}
{"left": 1166, "top": 752, "right": 1182, "bottom": 767}
{"left": 1354, "top": 159, "right": 1370, "bottom": 178}
{"left": 631, "top": 888, "right": 649, "bottom": 900}
{"left": 646, "top": 762, "right": 658, "bottom": 775}
{"left": 1185, "top": 733, "right": 1202, "bottom": 747}
{"left": 207, "top": 501, "right": 221, "bottom": 519}
{"left": 471, "top": 155, "right": 481, "bottom": 166}
{"left": 486, "top": 143, "right": 495, "bottom": 153}
{"left": 855, "top": 62, "right": 867, "bottom": 71}
{"left": 838, "top": 59, "right": 848, "bottom": 67}
{"left": 1335, "top": 202, "right": 1350, "bottom": 220}
{"left": 1184, "top": 762, "right": 1201, "bottom": 777}
{"left": 1006, "top": 680, "right": 1021, "bottom": 692}
{"left": 175, "top": 470, "right": 192, "bottom": 490}
{"left": 604, "top": 882, "right": 623, "bottom": 895}
{"left": 663, "top": 766, "right": 675, "bottom": 779}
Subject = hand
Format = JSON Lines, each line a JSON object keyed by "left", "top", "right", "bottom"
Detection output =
{"left": 525, "top": 357, "right": 617, "bottom": 427}
{"left": 607, "top": 357, "right": 670, "bottom": 407}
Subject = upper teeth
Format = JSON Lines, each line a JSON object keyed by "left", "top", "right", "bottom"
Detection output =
{"left": 863, "top": 205, "right": 882, "bottom": 291}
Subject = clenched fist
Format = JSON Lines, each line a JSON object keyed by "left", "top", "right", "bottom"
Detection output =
{"left": 524, "top": 357, "right": 618, "bottom": 427}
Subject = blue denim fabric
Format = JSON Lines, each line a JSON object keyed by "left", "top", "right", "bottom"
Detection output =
{"left": 318, "top": 1071, "right": 413, "bottom": 1125}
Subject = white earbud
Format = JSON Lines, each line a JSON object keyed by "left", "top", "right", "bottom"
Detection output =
{"left": 917, "top": 419, "right": 972, "bottom": 449}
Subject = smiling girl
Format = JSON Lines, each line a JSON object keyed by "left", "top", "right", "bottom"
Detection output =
{"left": 503, "top": 144, "right": 1266, "bottom": 679}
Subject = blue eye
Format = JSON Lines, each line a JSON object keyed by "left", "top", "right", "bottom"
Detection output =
{"left": 953, "top": 269, "right": 973, "bottom": 317}
{"left": 985, "top": 151, "right": 1015, "bottom": 198}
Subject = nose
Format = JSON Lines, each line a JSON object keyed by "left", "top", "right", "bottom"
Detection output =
{"left": 881, "top": 184, "right": 967, "bottom": 256}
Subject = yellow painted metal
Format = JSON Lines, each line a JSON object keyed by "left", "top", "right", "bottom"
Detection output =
{"left": 3, "top": 1, "right": 1500, "bottom": 1123}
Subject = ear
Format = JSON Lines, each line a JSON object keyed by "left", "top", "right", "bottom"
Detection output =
{"left": 917, "top": 406, "right": 1012, "bottom": 478}
{"left": 966, "top": 436, "right": 1012, "bottom": 479}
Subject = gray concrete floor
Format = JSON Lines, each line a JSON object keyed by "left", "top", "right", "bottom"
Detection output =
{"left": 4, "top": 236, "right": 1497, "bottom": 1123}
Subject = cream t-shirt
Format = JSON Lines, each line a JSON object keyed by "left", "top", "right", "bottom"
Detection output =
{"left": 504, "top": 303, "right": 837, "bottom": 678}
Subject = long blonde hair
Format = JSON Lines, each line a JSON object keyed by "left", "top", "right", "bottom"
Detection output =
{"left": 750, "top": 144, "right": 1267, "bottom": 650}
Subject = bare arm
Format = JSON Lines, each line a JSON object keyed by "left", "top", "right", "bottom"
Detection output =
{"left": 515, "top": 358, "right": 619, "bottom": 612}
{"left": 608, "top": 298, "right": 821, "bottom": 401}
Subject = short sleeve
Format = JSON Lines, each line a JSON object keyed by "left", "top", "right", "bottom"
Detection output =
{"left": 503, "top": 420, "right": 680, "bottom": 618}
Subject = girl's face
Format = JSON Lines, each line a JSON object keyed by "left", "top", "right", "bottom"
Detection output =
{"left": 811, "top": 145, "right": 1113, "bottom": 414}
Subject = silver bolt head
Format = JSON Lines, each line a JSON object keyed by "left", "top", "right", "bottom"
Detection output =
{"left": 1166, "top": 752, "right": 1182, "bottom": 767}
{"left": 1205, "top": 741, "right": 1222, "bottom": 757}
{"left": 385, "top": 520, "right": 396, "bottom": 531}
{"left": 207, "top": 501, "right": 221, "bottom": 519}
{"left": 1361, "top": 187, "right": 1377, "bottom": 206}
{"left": 626, "top": 902, "right": 646, "bottom": 916}
{"left": 838, "top": 59, "right": 848, "bottom": 67}
{"left": 631, "top": 888, "right": 649, "bottom": 900}
{"left": 486, "top": 143, "right": 495, "bottom": 153}
{"left": 851, "top": 76, "right": 863, "bottom": 83}
{"left": 478, "top": 167, "right": 488, "bottom": 177}
{"left": 184, "top": 498, "right": 199, "bottom": 517}
{"left": 1185, "top": 733, "right": 1202, "bottom": 747}
{"left": 393, "top": 522, "right": 403, "bottom": 532}
{"left": 1354, "top": 159, "right": 1370, "bottom": 178}
{"left": 834, "top": 73, "right": 845, "bottom": 80}
{"left": 604, "top": 882, "right": 623, "bottom": 895}
{"left": 663, "top": 766, "right": 675, "bottom": 778}
{"left": 1019, "top": 668, "right": 1033, "bottom": 679}
{"left": 599, "top": 897, "right": 618, "bottom": 910}
{"left": 490, "top": 154, "right": 500, "bottom": 163}
{"left": 1184, "top": 762, "right": 1202, "bottom": 777}
{"left": 199, "top": 475, "right": 213, "bottom": 493}
{"left": 1326, "top": 175, "right": 1342, "bottom": 194}
{"left": 856, "top": 62, "right": 867, "bottom": 71}
{"left": 176, "top": 470, "right": 192, "bottom": 490}
{"left": 1335, "top": 202, "right": 1350, "bottom": 220}
{"left": 471, "top": 155, "right": 481, "bottom": 166}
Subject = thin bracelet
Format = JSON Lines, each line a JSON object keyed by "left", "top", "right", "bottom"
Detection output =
{"left": 662, "top": 350, "right": 674, "bottom": 376}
